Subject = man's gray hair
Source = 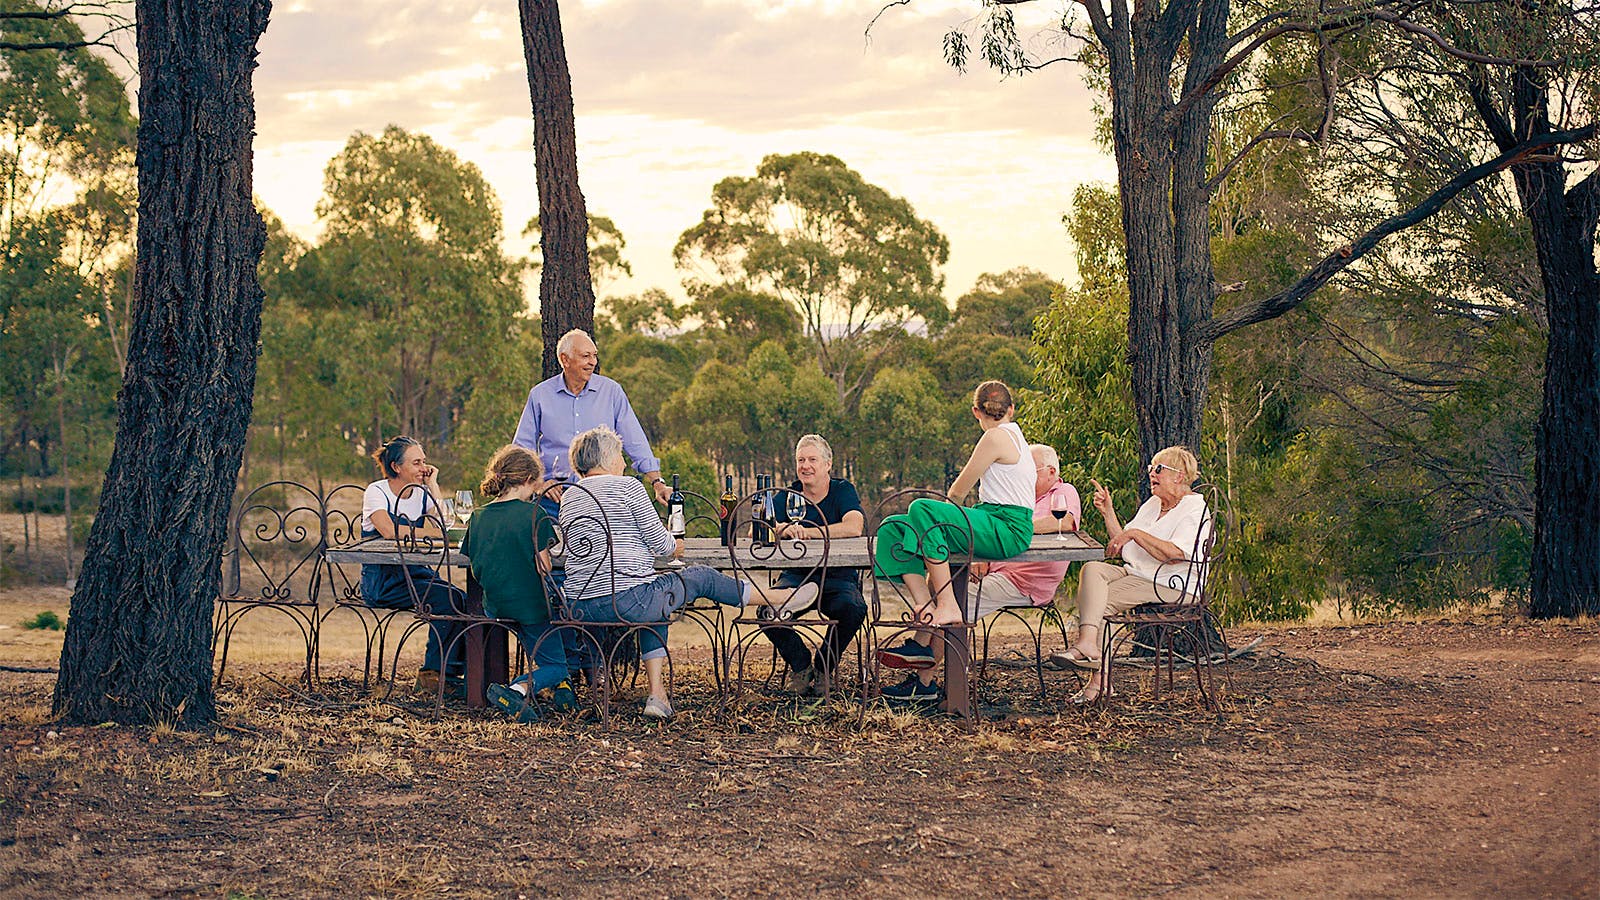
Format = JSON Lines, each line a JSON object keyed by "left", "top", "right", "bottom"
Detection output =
{"left": 556, "top": 328, "right": 592, "bottom": 359}
{"left": 795, "top": 433, "right": 833, "bottom": 463}
{"left": 570, "top": 426, "right": 623, "bottom": 475}
{"left": 1030, "top": 443, "right": 1060, "bottom": 472}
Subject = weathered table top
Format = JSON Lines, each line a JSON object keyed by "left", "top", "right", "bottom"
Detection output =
{"left": 323, "top": 532, "right": 1104, "bottom": 569}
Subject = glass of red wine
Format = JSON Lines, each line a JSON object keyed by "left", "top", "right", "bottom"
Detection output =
{"left": 1051, "top": 491, "right": 1072, "bottom": 541}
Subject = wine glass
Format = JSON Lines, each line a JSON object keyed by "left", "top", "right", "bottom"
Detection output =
{"left": 454, "top": 490, "right": 474, "bottom": 528}
{"left": 440, "top": 498, "right": 455, "bottom": 531}
{"left": 785, "top": 490, "right": 807, "bottom": 529}
{"left": 1051, "top": 491, "right": 1072, "bottom": 542}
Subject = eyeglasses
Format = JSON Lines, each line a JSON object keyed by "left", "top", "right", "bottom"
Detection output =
{"left": 1148, "top": 463, "right": 1177, "bottom": 476}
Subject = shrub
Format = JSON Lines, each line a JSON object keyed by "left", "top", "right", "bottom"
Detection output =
{"left": 22, "top": 610, "right": 64, "bottom": 630}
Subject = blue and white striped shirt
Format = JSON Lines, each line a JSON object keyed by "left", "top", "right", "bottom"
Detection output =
{"left": 557, "top": 474, "right": 673, "bottom": 600}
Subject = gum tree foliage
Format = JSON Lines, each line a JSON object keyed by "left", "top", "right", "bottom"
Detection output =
{"left": 0, "top": 0, "right": 135, "bottom": 582}
{"left": 283, "top": 126, "right": 524, "bottom": 462}
{"left": 886, "top": 0, "right": 1593, "bottom": 614}
{"left": 55, "top": 0, "right": 271, "bottom": 727}
{"left": 659, "top": 340, "right": 841, "bottom": 479}
{"left": 1286, "top": 1, "right": 1599, "bottom": 615}
{"left": 883, "top": 2, "right": 1587, "bottom": 460}
{"left": 674, "top": 151, "right": 951, "bottom": 410}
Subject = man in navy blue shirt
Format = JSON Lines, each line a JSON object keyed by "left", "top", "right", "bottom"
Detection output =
{"left": 765, "top": 434, "right": 868, "bottom": 696}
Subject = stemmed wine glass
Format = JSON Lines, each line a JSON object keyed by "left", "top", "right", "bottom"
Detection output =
{"left": 785, "top": 490, "right": 807, "bottom": 531}
{"left": 1051, "top": 491, "right": 1072, "bottom": 542}
{"left": 454, "top": 490, "right": 474, "bottom": 528}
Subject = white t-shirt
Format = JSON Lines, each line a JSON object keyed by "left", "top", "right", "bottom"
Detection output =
{"left": 361, "top": 480, "right": 438, "bottom": 535}
{"left": 1121, "top": 492, "right": 1211, "bottom": 584}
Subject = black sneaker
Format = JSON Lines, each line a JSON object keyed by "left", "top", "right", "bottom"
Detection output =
{"left": 487, "top": 683, "right": 541, "bottom": 723}
{"left": 881, "top": 673, "right": 940, "bottom": 703}
{"left": 877, "top": 639, "right": 935, "bottom": 669}
{"left": 537, "top": 680, "right": 579, "bottom": 713}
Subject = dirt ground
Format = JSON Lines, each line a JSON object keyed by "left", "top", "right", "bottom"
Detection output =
{"left": 0, "top": 587, "right": 1595, "bottom": 899}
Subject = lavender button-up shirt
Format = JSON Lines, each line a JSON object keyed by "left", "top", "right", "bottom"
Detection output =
{"left": 511, "top": 372, "right": 661, "bottom": 484}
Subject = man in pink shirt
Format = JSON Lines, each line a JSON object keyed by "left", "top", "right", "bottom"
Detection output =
{"left": 969, "top": 444, "right": 1081, "bottom": 615}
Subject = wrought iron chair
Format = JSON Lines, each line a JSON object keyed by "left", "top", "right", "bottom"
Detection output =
{"left": 535, "top": 479, "right": 696, "bottom": 724}
{"left": 723, "top": 485, "right": 863, "bottom": 710}
{"left": 213, "top": 480, "right": 324, "bottom": 686}
{"left": 665, "top": 488, "right": 738, "bottom": 691}
{"left": 976, "top": 591, "right": 1075, "bottom": 700}
{"left": 863, "top": 489, "right": 981, "bottom": 719}
{"left": 1097, "top": 482, "right": 1232, "bottom": 708}
{"left": 376, "top": 489, "right": 475, "bottom": 709}
{"left": 318, "top": 483, "right": 416, "bottom": 689}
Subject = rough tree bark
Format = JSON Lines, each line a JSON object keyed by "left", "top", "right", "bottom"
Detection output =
{"left": 53, "top": 0, "right": 270, "bottom": 727}
{"left": 517, "top": 0, "right": 595, "bottom": 381}
{"left": 1476, "top": 65, "right": 1600, "bottom": 618}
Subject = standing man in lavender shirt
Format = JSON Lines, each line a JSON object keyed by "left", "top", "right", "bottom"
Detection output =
{"left": 512, "top": 328, "right": 671, "bottom": 679}
{"left": 512, "top": 329, "right": 672, "bottom": 506}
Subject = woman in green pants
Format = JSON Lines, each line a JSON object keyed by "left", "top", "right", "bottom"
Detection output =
{"left": 875, "top": 380, "right": 1036, "bottom": 695}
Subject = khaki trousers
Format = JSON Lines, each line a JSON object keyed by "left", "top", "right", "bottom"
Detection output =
{"left": 1074, "top": 560, "right": 1161, "bottom": 632}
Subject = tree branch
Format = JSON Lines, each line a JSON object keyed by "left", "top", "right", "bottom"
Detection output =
{"left": 1172, "top": 1, "right": 1557, "bottom": 129}
{"left": 1196, "top": 124, "right": 1598, "bottom": 343}
{"left": 1205, "top": 127, "right": 1318, "bottom": 192}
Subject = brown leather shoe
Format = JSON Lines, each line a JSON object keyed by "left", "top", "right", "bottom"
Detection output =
{"left": 412, "top": 669, "right": 442, "bottom": 696}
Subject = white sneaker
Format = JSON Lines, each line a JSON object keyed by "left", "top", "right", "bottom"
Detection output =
{"left": 642, "top": 695, "right": 674, "bottom": 720}
{"left": 768, "top": 582, "right": 820, "bottom": 621}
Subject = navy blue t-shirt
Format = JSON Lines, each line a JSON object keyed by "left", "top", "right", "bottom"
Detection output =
{"left": 778, "top": 477, "right": 863, "bottom": 588}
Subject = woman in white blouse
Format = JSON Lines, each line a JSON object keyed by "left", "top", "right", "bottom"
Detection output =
{"left": 1052, "top": 445, "right": 1211, "bottom": 704}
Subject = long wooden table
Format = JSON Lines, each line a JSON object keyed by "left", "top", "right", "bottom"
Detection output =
{"left": 326, "top": 532, "right": 1104, "bottom": 716}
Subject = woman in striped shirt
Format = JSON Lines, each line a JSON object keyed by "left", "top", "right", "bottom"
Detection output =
{"left": 558, "top": 427, "right": 815, "bottom": 720}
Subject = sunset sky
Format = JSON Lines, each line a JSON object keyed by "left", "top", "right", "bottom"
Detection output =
{"left": 248, "top": 0, "right": 1114, "bottom": 309}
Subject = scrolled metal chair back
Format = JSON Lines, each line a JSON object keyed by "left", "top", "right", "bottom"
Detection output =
{"left": 229, "top": 480, "right": 325, "bottom": 604}
{"left": 390, "top": 482, "right": 465, "bottom": 617}
{"left": 724, "top": 485, "right": 830, "bottom": 616}
{"left": 1150, "top": 482, "right": 1228, "bottom": 608}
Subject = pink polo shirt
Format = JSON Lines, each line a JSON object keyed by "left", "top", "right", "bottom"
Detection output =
{"left": 990, "top": 480, "right": 1079, "bottom": 605}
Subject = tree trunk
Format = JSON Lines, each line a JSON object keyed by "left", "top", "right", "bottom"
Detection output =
{"left": 54, "top": 0, "right": 271, "bottom": 727}
{"left": 1528, "top": 203, "right": 1600, "bottom": 616}
{"left": 1513, "top": 91, "right": 1600, "bottom": 617}
{"left": 517, "top": 0, "right": 595, "bottom": 381}
{"left": 56, "top": 373, "right": 72, "bottom": 585}
{"left": 1104, "top": 0, "right": 1219, "bottom": 495}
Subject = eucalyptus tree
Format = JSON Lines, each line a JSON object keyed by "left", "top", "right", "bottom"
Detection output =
{"left": 675, "top": 151, "right": 951, "bottom": 410}
{"left": 55, "top": 0, "right": 271, "bottom": 727}
{"left": 883, "top": 0, "right": 1587, "bottom": 464}
{"left": 294, "top": 126, "right": 523, "bottom": 453}
{"left": 517, "top": 0, "right": 595, "bottom": 380}
{"left": 1, "top": 0, "right": 135, "bottom": 582}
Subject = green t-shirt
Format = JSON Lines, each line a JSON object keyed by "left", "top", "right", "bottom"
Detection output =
{"left": 461, "top": 498, "right": 557, "bottom": 625}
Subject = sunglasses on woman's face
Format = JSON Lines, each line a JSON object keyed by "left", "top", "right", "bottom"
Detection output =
{"left": 1147, "top": 463, "right": 1177, "bottom": 476}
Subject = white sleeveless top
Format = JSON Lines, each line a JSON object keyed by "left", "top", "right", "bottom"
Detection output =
{"left": 977, "top": 422, "right": 1035, "bottom": 509}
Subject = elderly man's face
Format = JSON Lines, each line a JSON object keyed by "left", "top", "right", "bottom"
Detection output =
{"left": 1031, "top": 448, "right": 1058, "bottom": 497}
{"left": 559, "top": 335, "right": 599, "bottom": 387}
